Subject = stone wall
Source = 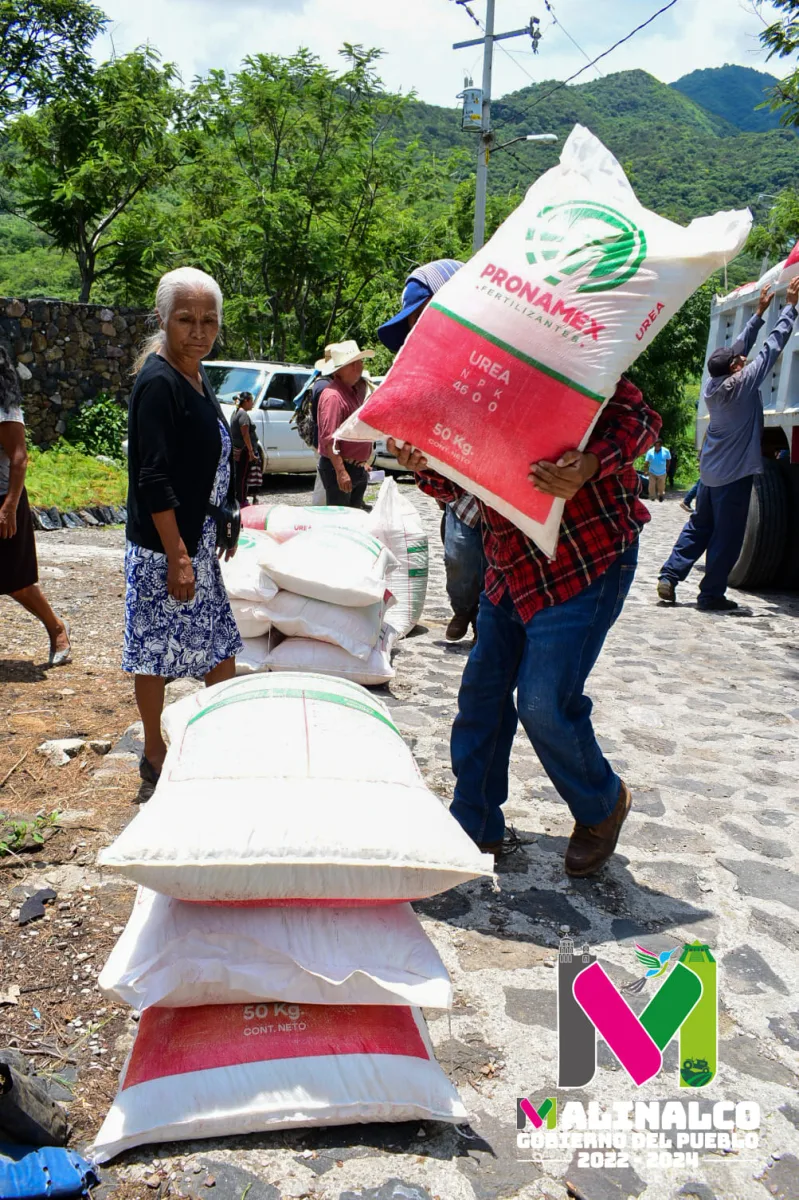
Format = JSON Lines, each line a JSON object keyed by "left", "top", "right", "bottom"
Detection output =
{"left": 0, "top": 297, "right": 151, "bottom": 445}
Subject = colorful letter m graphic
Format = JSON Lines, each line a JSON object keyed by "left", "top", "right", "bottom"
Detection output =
{"left": 558, "top": 942, "right": 716, "bottom": 1089}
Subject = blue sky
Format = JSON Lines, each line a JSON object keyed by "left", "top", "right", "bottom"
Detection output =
{"left": 95, "top": 1, "right": 786, "bottom": 106}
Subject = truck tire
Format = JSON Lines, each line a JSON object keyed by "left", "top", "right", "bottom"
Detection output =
{"left": 778, "top": 461, "right": 799, "bottom": 589}
{"left": 728, "top": 460, "right": 788, "bottom": 590}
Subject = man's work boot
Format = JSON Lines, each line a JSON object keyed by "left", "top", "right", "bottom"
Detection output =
{"left": 697, "top": 595, "right": 739, "bottom": 612}
{"left": 657, "top": 578, "right": 676, "bottom": 603}
{"left": 564, "top": 781, "right": 632, "bottom": 878}
{"left": 446, "top": 611, "right": 472, "bottom": 641}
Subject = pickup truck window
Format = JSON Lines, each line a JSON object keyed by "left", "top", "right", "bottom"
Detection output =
{"left": 263, "top": 372, "right": 310, "bottom": 410}
{"left": 205, "top": 365, "right": 265, "bottom": 404}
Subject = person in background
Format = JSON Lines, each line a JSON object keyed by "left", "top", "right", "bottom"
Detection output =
{"left": 378, "top": 259, "right": 485, "bottom": 641}
{"left": 680, "top": 479, "right": 700, "bottom": 513}
{"left": 0, "top": 347, "right": 71, "bottom": 665}
{"left": 645, "top": 439, "right": 670, "bottom": 502}
{"left": 316, "top": 341, "right": 374, "bottom": 508}
{"left": 389, "top": 376, "right": 660, "bottom": 873}
{"left": 125, "top": 266, "right": 242, "bottom": 786}
{"left": 229, "top": 391, "right": 257, "bottom": 508}
{"left": 658, "top": 278, "right": 799, "bottom": 612}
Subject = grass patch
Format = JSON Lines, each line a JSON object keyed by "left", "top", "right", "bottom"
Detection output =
{"left": 25, "top": 442, "right": 127, "bottom": 510}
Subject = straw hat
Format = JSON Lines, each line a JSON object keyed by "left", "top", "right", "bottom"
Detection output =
{"left": 319, "top": 340, "right": 375, "bottom": 376}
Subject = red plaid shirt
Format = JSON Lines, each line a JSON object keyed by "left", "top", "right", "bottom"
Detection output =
{"left": 418, "top": 377, "right": 661, "bottom": 623}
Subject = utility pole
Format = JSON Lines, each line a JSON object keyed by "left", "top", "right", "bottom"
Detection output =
{"left": 473, "top": 0, "right": 495, "bottom": 255}
{"left": 453, "top": 5, "right": 547, "bottom": 252}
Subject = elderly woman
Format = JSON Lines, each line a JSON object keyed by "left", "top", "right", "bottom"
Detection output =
{"left": 0, "top": 347, "right": 71, "bottom": 665}
{"left": 316, "top": 340, "right": 375, "bottom": 508}
{"left": 125, "top": 266, "right": 242, "bottom": 785}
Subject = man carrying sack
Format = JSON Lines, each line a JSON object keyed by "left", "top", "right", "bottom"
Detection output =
{"left": 389, "top": 377, "right": 660, "bottom": 875}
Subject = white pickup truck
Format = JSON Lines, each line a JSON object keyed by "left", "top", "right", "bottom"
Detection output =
{"left": 699, "top": 265, "right": 799, "bottom": 590}
{"left": 203, "top": 359, "right": 315, "bottom": 474}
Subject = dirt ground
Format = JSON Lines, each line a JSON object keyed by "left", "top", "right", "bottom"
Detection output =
{"left": 0, "top": 480, "right": 319, "bottom": 1191}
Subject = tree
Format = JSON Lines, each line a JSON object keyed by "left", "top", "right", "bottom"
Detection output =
{"left": 627, "top": 280, "right": 716, "bottom": 452}
{"left": 4, "top": 48, "right": 193, "bottom": 301}
{"left": 746, "top": 187, "right": 799, "bottom": 265}
{"left": 172, "top": 46, "right": 460, "bottom": 362}
{"left": 0, "top": 0, "right": 106, "bottom": 121}
{"left": 760, "top": 0, "right": 799, "bottom": 124}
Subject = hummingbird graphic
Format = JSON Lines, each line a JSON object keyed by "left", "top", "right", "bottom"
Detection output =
{"left": 623, "top": 944, "right": 680, "bottom": 995}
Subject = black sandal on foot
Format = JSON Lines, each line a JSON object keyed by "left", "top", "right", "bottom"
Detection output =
{"left": 139, "top": 756, "right": 162, "bottom": 786}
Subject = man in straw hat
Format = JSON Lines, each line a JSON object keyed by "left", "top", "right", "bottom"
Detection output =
{"left": 316, "top": 340, "right": 374, "bottom": 508}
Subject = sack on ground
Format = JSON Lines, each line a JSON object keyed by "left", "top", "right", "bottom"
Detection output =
{"left": 220, "top": 529, "right": 278, "bottom": 603}
{"left": 98, "top": 673, "right": 494, "bottom": 902}
{"left": 259, "top": 503, "right": 370, "bottom": 542}
{"left": 368, "top": 478, "right": 429, "bottom": 637}
{"left": 258, "top": 528, "right": 397, "bottom": 607}
{"left": 338, "top": 124, "right": 751, "bottom": 556}
{"left": 256, "top": 591, "right": 387, "bottom": 660}
{"left": 264, "top": 625, "right": 396, "bottom": 685}
{"left": 92, "top": 1002, "right": 466, "bottom": 1162}
{"left": 234, "top": 631, "right": 284, "bottom": 674}
{"left": 230, "top": 598, "right": 272, "bottom": 639}
{"left": 99, "top": 889, "right": 452, "bottom": 1010}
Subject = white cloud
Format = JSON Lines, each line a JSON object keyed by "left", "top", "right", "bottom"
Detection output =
{"left": 95, "top": 0, "right": 785, "bottom": 104}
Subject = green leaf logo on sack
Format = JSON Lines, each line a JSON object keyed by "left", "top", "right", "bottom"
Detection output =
{"left": 525, "top": 201, "right": 647, "bottom": 293}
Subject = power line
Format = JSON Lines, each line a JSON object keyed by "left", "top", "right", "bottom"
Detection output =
{"left": 544, "top": 0, "right": 603, "bottom": 78}
{"left": 527, "top": 0, "right": 680, "bottom": 108}
{"left": 450, "top": 0, "right": 482, "bottom": 30}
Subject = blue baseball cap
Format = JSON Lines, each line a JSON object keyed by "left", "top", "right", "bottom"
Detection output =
{"left": 378, "top": 258, "right": 464, "bottom": 352}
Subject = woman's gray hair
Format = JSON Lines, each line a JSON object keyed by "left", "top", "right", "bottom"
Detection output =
{"left": 133, "top": 267, "right": 223, "bottom": 374}
{"left": 0, "top": 345, "right": 23, "bottom": 413}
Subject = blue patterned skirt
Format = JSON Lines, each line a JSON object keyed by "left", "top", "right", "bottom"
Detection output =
{"left": 123, "top": 421, "right": 243, "bottom": 677}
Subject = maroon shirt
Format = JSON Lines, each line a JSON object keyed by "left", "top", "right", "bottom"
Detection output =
{"left": 317, "top": 378, "right": 372, "bottom": 462}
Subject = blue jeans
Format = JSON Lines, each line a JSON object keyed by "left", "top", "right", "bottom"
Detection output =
{"left": 659, "top": 475, "right": 752, "bottom": 602}
{"left": 450, "top": 543, "right": 638, "bottom": 844}
{"left": 444, "top": 506, "right": 486, "bottom": 615}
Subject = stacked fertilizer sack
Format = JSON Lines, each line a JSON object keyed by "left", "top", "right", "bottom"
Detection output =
{"left": 93, "top": 673, "right": 494, "bottom": 1160}
{"left": 232, "top": 483, "right": 429, "bottom": 684}
{"left": 338, "top": 124, "right": 752, "bottom": 557}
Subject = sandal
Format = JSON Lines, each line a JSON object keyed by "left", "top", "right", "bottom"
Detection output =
{"left": 139, "top": 756, "right": 162, "bottom": 786}
{"left": 48, "top": 619, "right": 72, "bottom": 667}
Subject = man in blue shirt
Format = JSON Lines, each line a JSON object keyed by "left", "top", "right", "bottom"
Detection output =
{"left": 658, "top": 277, "right": 799, "bottom": 611}
{"left": 645, "top": 440, "right": 670, "bottom": 502}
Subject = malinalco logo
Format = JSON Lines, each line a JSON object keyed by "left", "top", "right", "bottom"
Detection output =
{"left": 525, "top": 201, "right": 647, "bottom": 294}
{"left": 558, "top": 940, "right": 717, "bottom": 1089}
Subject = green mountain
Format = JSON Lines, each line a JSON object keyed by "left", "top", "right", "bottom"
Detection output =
{"left": 399, "top": 68, "right": 798, "bottom": 224}
{"left": 671, "top": 64, "right": 783, "bottom": 133}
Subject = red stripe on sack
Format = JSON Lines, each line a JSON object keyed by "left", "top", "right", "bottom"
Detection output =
{"left": 360, "top": 306, "right": 602, "bottom": 523}
{"left": 122, "top": 1003, "right": 429, "bottom": 1090}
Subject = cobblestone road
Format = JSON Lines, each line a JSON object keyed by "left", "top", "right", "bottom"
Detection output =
{"left": 16, "top": 480, "right": 799, "bottom": 1200}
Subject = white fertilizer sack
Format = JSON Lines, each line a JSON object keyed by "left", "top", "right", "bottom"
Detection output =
{"left": 368, "top": 478, "right": 429, "bottom": 637}
{"left": 258, "top": 528, "right": 397, "bottom": 607}
{"left": 99, "top": 889, "right": 452, "bottom": 1010}
{"left": 338, "top": 124, "right": 751, "bottom": 556}
{"left": 264, "top": 625, "right": 396, "bottom": 686}
{"left": 92, "top": 1002, "right": 466, "bottom": 1162}
{"left": 98, "top": 673, "right": 494, "bottom": 902}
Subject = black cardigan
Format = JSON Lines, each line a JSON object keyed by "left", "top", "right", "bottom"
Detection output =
{"left": 126, "top": 354, "right": 234, "bottom": 557}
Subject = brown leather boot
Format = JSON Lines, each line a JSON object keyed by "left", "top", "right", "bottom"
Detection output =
{"left": 564, "top": 781, "right": 632, "bottom": 878}
{"left": 446, "top": 612, "right": 472, "bottom": 641}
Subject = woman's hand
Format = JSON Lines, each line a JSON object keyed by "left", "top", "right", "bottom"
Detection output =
{"left": 529, "top": 450, "right": 599, "bottom": 500}
{"left": 218, "top": 544, "right": 238, "bottom": 562}
{"left": 167, "top": 548, "right": 196, "bottom": 602}
{"left": 387, "top": 438, "right": 428, "bottom": 472}
{"left": 0, "top": 500, "right": 17, "bottom": 539}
